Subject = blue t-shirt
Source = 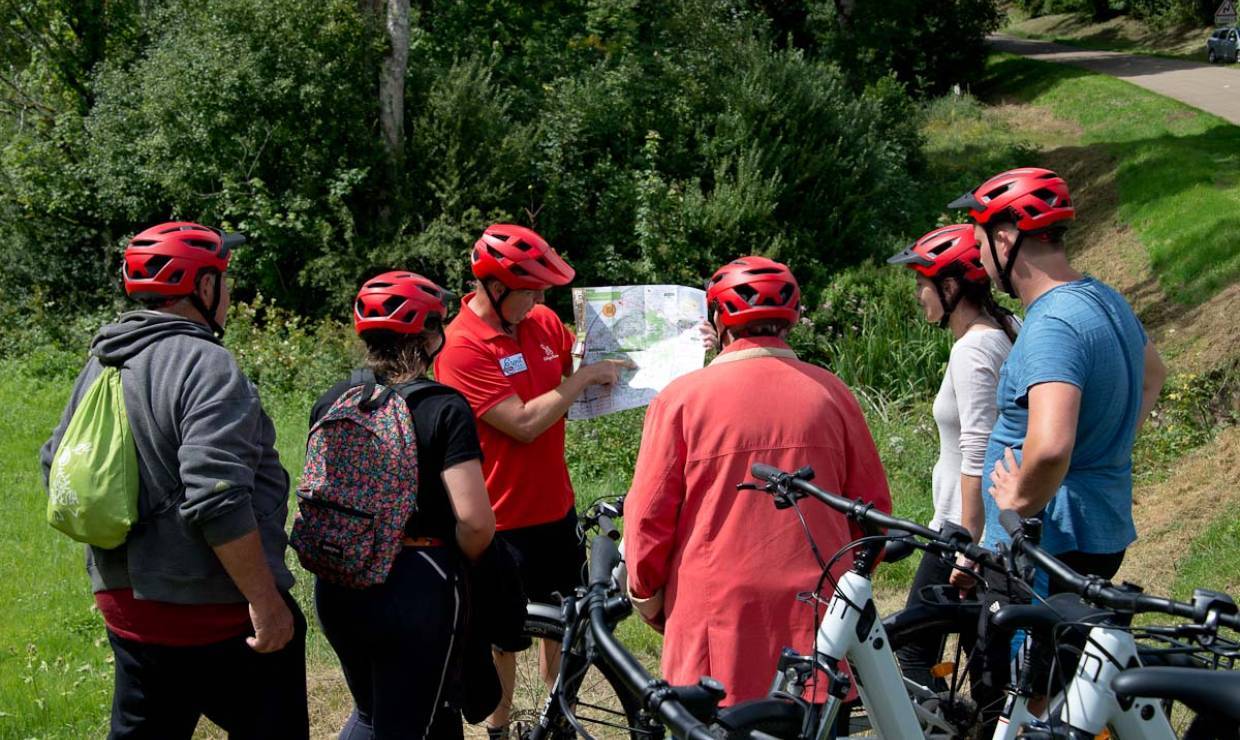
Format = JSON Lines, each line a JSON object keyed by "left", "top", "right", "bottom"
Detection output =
{"left": 981, "top": 277, "right": 1147, "bottom": 555}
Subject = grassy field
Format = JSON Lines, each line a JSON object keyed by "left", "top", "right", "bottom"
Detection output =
{"left": 1004, "top": 10, "right": 1216, "bottom": 64}
{"left": 3, "top": 53, "right": 1239, "bottom": 737}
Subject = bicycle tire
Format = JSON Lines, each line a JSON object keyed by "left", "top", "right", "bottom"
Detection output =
{"left": 502, "top": 603, "right": 656, "bottom": 740}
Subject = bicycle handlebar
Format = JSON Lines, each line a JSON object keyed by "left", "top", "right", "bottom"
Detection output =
{"left": 749, "top": 463, "right": 992, "bottom": 564}
{"left": 585, "top": 536, "right": 719, "bottom": 739}
{"left": 998, "top": 510, "right": 1240, "bottom": 631}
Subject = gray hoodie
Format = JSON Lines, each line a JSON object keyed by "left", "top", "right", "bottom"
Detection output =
{"left": 40, "top": 311, "right": 294, "bottom": 603}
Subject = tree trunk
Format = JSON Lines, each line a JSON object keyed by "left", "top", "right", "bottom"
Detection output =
{"left": 379, "top": 0, "right": 409, "bottom": 162}
{"left": 375, "top": 0, "right": 409, "bottom": 227}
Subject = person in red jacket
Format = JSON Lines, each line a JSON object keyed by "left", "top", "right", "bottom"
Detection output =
{"left": 433, "top": 223, "right": 628, "bottom": 735}
{"left": 624, "top": 256, "right": 893, "bottom": 705}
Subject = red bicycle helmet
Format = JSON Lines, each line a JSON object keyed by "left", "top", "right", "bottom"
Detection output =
{"left": 947, "top": 168, "right": 1074, "bottom": 232}
{"left": 122, "top": 221, "right": 242, "bottom": 301}
{"left": 705, "top": 256, "right": 801, "bottom": 329}
{"left": 887, "top": 224, "right": 987, "bottom": 284}
{"left": 470, "top": 224, "right": 575, "bottom": 291}
{"left": 354, "top": 271, "right": 451, "bottom": 336}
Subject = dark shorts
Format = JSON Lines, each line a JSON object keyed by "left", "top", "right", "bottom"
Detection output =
{"left": 495, "top": 507, "right": 586, "bottom": 606}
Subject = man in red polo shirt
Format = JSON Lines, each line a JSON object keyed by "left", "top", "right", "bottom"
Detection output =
{"left": 624, "top": 256, "right": 892, "bottom": 706}
{"left": 434, "top": 223, "right": 628, "bottom": 734}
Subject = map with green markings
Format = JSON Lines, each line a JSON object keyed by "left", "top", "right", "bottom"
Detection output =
{"left": 569, "top": 285, "right": 708, "bottom": 420}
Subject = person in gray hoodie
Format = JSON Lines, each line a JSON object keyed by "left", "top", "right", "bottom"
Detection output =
{"left": 40, "top": 221, "right": 308, "bottom": 739}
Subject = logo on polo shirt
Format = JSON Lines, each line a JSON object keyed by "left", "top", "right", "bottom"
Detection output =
{"left": 540, "top": 343, "right": 558, "bottom": 362}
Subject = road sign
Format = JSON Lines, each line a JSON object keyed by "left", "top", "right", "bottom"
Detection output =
{"left": 1218, "top": 0, "right": 1237, "bottom": 26}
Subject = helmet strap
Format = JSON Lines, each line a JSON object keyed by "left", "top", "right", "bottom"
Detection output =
{"left": 483, "top": 280, "right": 515, "bottom": 334}
{"left": 189, "top": 271, "right": 226, "bottom": 338}
{"left": 986, "top": 225, "right": 1024, "bottom": 300}
{"left": 933, "top": 279, "right": 964, "bottom": 330}
{"left": 426, "top": 324, "right": 447, "bottom": 362}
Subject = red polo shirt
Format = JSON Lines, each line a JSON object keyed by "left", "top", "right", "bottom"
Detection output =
{"left": 434, "top": 294, "right": 576, "bottom": 530}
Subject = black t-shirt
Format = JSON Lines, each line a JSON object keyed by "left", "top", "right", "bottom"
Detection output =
{"left": 309, "top": 375, "right": 482, "bottom": 540}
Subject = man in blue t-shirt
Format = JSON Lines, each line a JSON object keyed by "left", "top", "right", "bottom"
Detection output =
{"left": 947, "top": 168, "right": 1167, "bottom": 723}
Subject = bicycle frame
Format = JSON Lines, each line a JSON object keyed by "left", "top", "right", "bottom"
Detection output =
{"left": 1038, "top": 624, "right": 1174, "bottom": 739}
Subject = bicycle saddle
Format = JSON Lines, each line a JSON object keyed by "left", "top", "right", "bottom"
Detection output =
{"left": 991, "top": 592, "right": 1116, "bottom": 634}
{"left": 1112, "top": 666, "right": 1240, "bottom": 723}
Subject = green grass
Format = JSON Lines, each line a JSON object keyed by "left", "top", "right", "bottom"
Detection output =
{"left": 1172, "top": 511, "right": 1240, "bottom": 602}
{"left": 982, "top": 54, "right": 1240, "bottom": 303}
{"left": 0, "top": 371, "right": 111, "bottom": 738}
{"left": 1004, "top": 11, "right": 1215, "bottom": 64}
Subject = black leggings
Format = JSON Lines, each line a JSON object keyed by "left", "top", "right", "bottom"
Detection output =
{"left": 315, "top": 547, "right": 466, "bottom": 740}
{"left": 894, "top": 549, "right": 978, "bottom": 691}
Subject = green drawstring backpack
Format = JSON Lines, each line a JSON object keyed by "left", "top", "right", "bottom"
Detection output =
{"left": 46, "top": 366, "right": 139, "bottom": 549}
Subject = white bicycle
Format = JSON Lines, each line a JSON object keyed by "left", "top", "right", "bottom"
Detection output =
{"left": 738, "top": 464, "right": 1240, "bottom": 740}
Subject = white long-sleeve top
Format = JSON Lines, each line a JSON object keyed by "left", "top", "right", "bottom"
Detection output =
{"left": 929, "top": 325, "right": 1014, "bottom": 530}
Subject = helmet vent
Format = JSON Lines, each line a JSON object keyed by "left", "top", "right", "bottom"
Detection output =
{"left": 185, "top": 239, "right": 216, "bottom": 251}
{"left": 400, "top": 309, "right": 418, "bottom": 324}
{"left": 745, "top": 268, "right": 782, "bottom": 276}
{"left": 733, "top": 284, "right": 759, "bottom": 305}
{"left": 141, "top": 255, "right": 171, "bottom": 277}
{"left": 1024, "top": 205, "right": 1041, "bottom": 217}
{"left": 418, "top": 285, "right": 440, "bottom": 298}
{"left": 983, "top": 183, "right": 1012, "bottom": 201}
{"left": 491, "top": 233, "right": 510, "bottom": 242}
{"left": 510, "top": 264, "right": 530, "bottom": 277}
{"left": 1030, "top": 188, "right": 1060, "bottom": 206}
{"left": 168, "top": 269, "right": 184, "bottom": 284}
{"left": 930, "top": 239, "right": 957, "bottom": 255}
{"left": 779, "top": 284, "right": 795, "bottom": 303}
{"left": 381, "top": 296, "right": 405, "bottom": 315}
{"left": 368, "top": 282, "right": 393, "bottom": 289}
{"left": 487, "top": 246, "right": 507, "bottom": 261}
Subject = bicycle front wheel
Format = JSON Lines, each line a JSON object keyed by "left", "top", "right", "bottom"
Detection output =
{"left": 501, "top": 602, "right": 655, "bottom": 739}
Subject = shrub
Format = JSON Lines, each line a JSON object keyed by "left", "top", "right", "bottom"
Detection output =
{"left": 789, "top": 263, "right": 953, "bottom": 400}
{"left": 808, "top": 0, "right": 1003, "bottom": 97}
{"left": 223, "top": 296, "right": 361, "bottom": 405}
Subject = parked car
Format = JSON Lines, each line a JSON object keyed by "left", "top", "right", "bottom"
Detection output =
{"left": 1207, "top": 27, "right": 1239, "bottom": 63}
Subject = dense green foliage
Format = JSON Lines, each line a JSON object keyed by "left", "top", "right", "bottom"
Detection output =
{"left": 807, "top": 0, "right": 1003, "bottom": 97}
{"left": 0, "top": 0, "right": 1017, "bottom": 322}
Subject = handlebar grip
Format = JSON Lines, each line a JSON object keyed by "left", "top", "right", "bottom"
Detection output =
{"left": 589, "top": 535, "right": 622, "bottom": 587}
{"left": 597, "top": 514, "right": 621, "bottom": 541}
{"left": 751, "top": 463, "right": 783, "bottom": 482}
{"left": 999, "top": 509, "right": 1024, "bottom": 538}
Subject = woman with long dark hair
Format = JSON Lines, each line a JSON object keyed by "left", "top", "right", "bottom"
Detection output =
{"left": 887, "top": 225, "right": 1018, "bottom": 689}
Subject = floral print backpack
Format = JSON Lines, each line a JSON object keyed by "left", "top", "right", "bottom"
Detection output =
{"left": 292, "top": 371, "right": 439, "bottom": 588}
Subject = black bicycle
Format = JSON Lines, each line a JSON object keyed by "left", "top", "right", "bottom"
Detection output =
{"left": 505, "top": 497, "right": 658, "bottom": 740}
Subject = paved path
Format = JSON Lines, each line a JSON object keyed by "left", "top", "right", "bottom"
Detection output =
{"left": 989, "top": 34, "right": 1240, "bottom": 126}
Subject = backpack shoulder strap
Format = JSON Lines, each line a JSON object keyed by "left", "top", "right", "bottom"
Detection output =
{"left": 391, "top": 379, "right": 459, "bottom": 407}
